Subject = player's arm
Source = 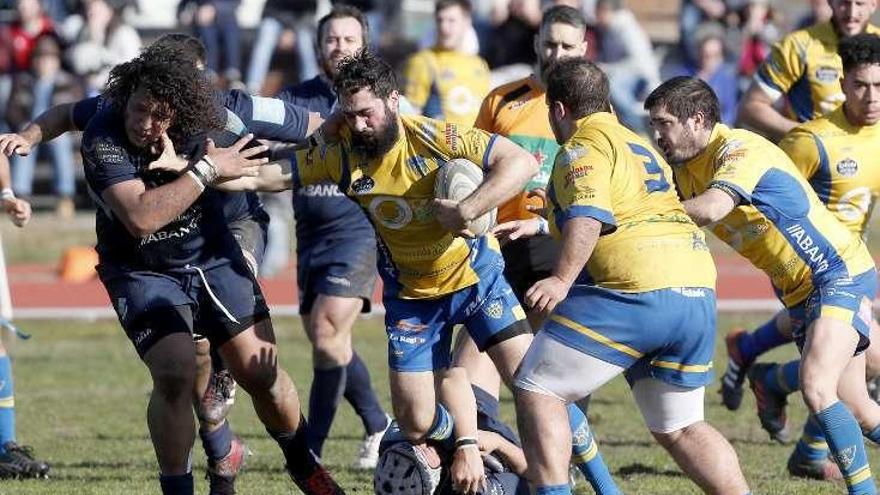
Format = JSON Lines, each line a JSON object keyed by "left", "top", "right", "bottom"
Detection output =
{"left": 402, "top": 53, "right": 430, "bottom": 115}
{"left": 225, "top": 90, "right": 324, "bottom": 143}
{"left": 477, "top": 430, "right": 527, "bottom": 476}
{"left": 778, "top": 127, "right": 821, "bottom": 179}
{"left": 0, "top": 154, "right": 30, "bottom": 227}
{"left": 682, "top": 187, "right": 739, "bottom": 227}
{"left": 527, "top": 217, "right": 600, "bottom": 313}
{"left": 736, "top": 82, "right": 798, "bottom": 142}
{"left": 100, "top": 134, "right": 266, "bottom": 237}
{"left": 440, "top": 369, "right": 487, "bottom": 495}
{"left": 435, "top": 135, "right": 539, "bottom": 233}
{"left": 0, "top": 102, "right": 77, "bottom": 156}
{"left": 735, "top": 38, "right": 802, "bottom": 141}
{"left": 213, "top": 159, "right": 293, "bottom": 192}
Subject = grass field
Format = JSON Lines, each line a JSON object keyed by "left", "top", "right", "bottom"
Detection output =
{"left": 0, "top": 313, "right": 869, "bottom": 494}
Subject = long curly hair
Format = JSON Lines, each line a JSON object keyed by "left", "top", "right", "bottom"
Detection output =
{"left": 103, "top": 46, "right": 223, "bottom": 145}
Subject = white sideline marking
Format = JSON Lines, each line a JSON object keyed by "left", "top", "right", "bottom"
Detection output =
{"left": 9, "top": 299, "right": 789, "bottom": 320}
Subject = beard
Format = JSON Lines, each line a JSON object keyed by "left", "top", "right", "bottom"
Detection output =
{"left": 351, "top": 107, "right": 400, "bottom": 160}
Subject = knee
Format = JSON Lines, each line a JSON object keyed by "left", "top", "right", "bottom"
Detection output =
{"left": 800, "top": 371, "right": 836, "bottom": 413}
{"left": 152, "top": 365, "right": 195, "bottom": 403}
{"left": 651, "top": 421, "right": 702, "bottom": 450}
{"left": 233, "top": 355, "right": 279, "bottom": 395}
{"left": 309, "top": 321, "right": 351, "bottom": 368}
{"left": 392, "top": 400, "right": 438, "bottom": 442}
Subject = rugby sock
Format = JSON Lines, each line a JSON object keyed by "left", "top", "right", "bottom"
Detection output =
{"left": 209, "top": 346, "right": 227, "bottom": 372}
{"left": 0, "top": 356, "right": 14, "bottom": 453}
{"left": 815, "top": 401, "right": 875, "bottom": 494}
{"left": 472, "top": 385, "right": 500, "bottom": 419}
{"left": 308, "top": 365, "right": 346, "bottom": 456}
{"left": 568, "top": 404, "right": 619, "bottom": 495}
{"left": 159, "top": 472, "right": 194, "bottom": 495}
{"left": 268, "top": 416, "right": 322, "bottom": 482}
{"left": 738, "top": 317, "right": 791, "bottom": 364}
{"left": 794, "top": 416, "right": 829, "bottom": 462}
{"left": 343, "top": 352, "right": 388, "bottom": 435}
{"left": 200, "top": 420, "right": 233, "bottom": 461}
{"left": 426, "top": 403, "right": 454, "bottom": 441}
{"left": 762, "top": 360, "right": 800, "bottom": 395}
{"left": 535, "top": 484, "right": 571, "bottom": 495}
{"left": 865, "top": 424, "right": 880, "bottom": 445}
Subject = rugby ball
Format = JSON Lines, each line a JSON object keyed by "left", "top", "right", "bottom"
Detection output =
{"left": 434, "top": 158, "right": 497, "bottom": 237}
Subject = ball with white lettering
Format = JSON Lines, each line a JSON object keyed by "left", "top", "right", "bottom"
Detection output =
{"left": 434, "top": 158, "right": 497, "bottom": 237}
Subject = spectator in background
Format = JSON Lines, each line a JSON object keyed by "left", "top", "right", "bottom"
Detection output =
{"left": 594, "top": 0, "right": 659, "bottom": 134}
{"left": 6, "top": 0, "right": 55, "bottom": 74}
{"left": 485, "top": 0, "right": 541, "bottom": 68}
{"left": 404, "top": 0, "right": 491, "bottom": 125}
{"left": 679, "top": 0, "right": 728, "bottom": 64}
{"left": 5, "top": 34, "right": 80, "bottom": 218}
{"left": 178, "top": 0, "right": 243, "bottom": 86}
{"left": 796, "top": 0, "right": 833, "bottom": 30}
{"left": 674, "top": 23, "right": 739, "bottom": 125}
{"left": 732, "top": 0, "right": 779, "bottom": 84}
{"left": 244, "top": 0, "right": 318, "bottom": 95}
{"left": 64, "top": 0, "right": 141, "bottom": 95}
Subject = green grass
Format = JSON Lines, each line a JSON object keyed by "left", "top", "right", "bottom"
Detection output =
{"left": 0, "top": 314, "right": 864, "bottom": 494}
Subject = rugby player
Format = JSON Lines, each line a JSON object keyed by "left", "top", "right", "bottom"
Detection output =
{"left": 0, "top": 34, "right": 322, "bottom": 493}
{"left": 647, "top": 76, "right": 877, "bottom": 494}
{"left": 474, "top": 5, "right": 586, "bottom": 330}
{"left": 80, "top": 48, "right": 342, "bottom": 495}
{"left": 216, "top": 50, "right": 617, "bottom": 495}
{"left": 726, "top": 0, "right": 880, "bottom": 414}
{"left": 737, "top": 0, "right": 878, "bottom": 142}
{"left": 498, "top": 58, "right": 749, "bottom": 495}
{"left": 275, "top": 7, "right": 391, "bottom": 468}
{"left": 0, "top": 153, "right": 46, "bottom": 480}
{"left": 740, "top": 33, "right": 880, "bottom": 480}
{"left": 403, "top": 0, "right": 490, "bottom": 126}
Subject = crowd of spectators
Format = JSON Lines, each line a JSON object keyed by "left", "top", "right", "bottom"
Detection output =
{"left": 0, "top": 0, "right": 842, "bottom": 220}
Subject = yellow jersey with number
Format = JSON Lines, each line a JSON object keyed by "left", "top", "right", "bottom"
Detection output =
{"left": 293, "top": 115, "right": 502, "bottom": 299}
{"left": 404, "top": 48, "right": 491, "bottom": 127}
{"left": 547, "top": 112, "right": 715, "bottom": 292}
{"left": 755, "top": 22, "right": 880, "bottom": 122}
{"left": 779, "top": 106, "right": 880, "bottom": 237}
{"left": 475, "top": 76, "right": 559, "bottom": 223}
{"left": 674, "top": 124, "right": 874, "bottom": 307}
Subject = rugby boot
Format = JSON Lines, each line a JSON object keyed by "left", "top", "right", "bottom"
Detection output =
{"left": 787, "top": 450, "right": 842, "bottom": 481}
{"left": 207, "top": 435, "right": 248, "bottom": 495}
{"left": 289, "top": 464, "right": 345, "bottom": 495}
{"left": 748, "top": 363, "right": 791, "bottom": 443}
{"left": 200, "top": 368, "right": 237, "bottom": 424}
{"left": 0, "top": 442, "right": 49, "bottom": 479}
{"left": 719, "top": 328, "right": 752, "bottom": 411}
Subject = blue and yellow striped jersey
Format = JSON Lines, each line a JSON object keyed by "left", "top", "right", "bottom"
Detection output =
{"left": 292, "top": 115, "right": 502, "bottom": 299}
{"left": 755, "top": 22, "right": 880, "bottom": 122}
{"left": 404, "top": 48, "right": 491, "bottom": 126}
{"left": 547, "top": 112, "right": 716, "bottom": 292}
{"left": 779, "top": 106, "right": 880, "bottom": 237}
{"left": 674, "top": 124, "right": 874, "bottom": 307}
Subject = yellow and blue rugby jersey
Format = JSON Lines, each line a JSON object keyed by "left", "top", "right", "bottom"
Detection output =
{"left": 546, "top": 112, "right": 716, "bottom": 292}
{"left": 779, "top": 106, "right": 880, "bottom": 237}
{"left": 474, "top": 75, "right": 559, "bottom": 223}
{"left": 756, "top": 22, "right": 880, "bottom": 123}
{"left": 674, "top": 124, "right": 874, "bottom": 307}
{"left": 404, "top": 48, "right": 491, "bottom": 126}
{"left": 292, "top": 115, "right": 502, "bottom": 300}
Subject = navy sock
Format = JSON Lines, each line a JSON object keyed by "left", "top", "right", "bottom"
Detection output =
{"left": 209, "top": 346, "right": 226, "bottom": 372}
{"left": 739, "top": 317, "right": 791, "bottom": 363}
{"left": 0, "top": 356, "right": 15, "bottom": 453}
{"left": 268, "top": 417, "right": 322, "bottom": 482}
{"left": 343, "top": 352, "right": 388, "bottom": 434}
{"left": 865, "top": 424, "right": 880, "bottom": 445}
{"left": 200, "top": 420, "right": 233, "bottom": 461}
{"left": 308, "top": 365, "right": 346, "bottom": 456}
{"left": 159, "top": 472, "right": 194, "bottom": 495}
